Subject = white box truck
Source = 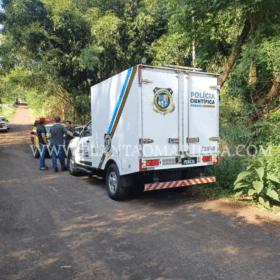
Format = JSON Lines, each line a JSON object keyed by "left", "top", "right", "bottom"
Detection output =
{"left": 68, "top": 64, "right": 220, "bottom": 200}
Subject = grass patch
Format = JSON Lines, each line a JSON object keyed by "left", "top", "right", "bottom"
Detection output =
{"left": 197, "top": 184, "right": 235, "bottom": 199}
{"left": 0, "top": 105, "right": 16, "bottom": 121}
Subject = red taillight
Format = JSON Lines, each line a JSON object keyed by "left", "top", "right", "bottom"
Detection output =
{"left": 203, "top": 156, "right": 212, "bottom": 162}
{"left": 139, "top": 159, "right": 147, "bottom": 171}
{"left": 139, "top": 159, "right": 160, "bottom": 171}
{"left": 213, "top": 156, "right": 219, "bottom": 165}
{"left": 146, "top": 159, "right": 160, "bottom": 167}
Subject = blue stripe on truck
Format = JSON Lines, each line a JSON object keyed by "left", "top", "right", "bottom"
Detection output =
{"left": 107, "top": 67, "right": 132, "bottom": 134}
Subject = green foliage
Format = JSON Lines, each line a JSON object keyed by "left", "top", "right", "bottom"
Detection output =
{"left": 234, "top": 157, "right": 280, "bottom": 207}
{"left": 219, "top": 126, "right": 248, "bottom": 155}
{"left": 1, "top": 0, "right": 167, "bottom": 122}
{"left": 208, "top": 156, "right": 246, "bottom": 190}
{"left": 219, "top": 82, "right": 246, "bottom": 126}
{"left": 148, "top": 33, "right": 192, "bottom": 66}
{"left": 198, "top": 156, "right": 246, "bottom": 198}
{"left": 1, "top": 0, "right": 280, "bottom": 143}
{"left": 0, "top": 105, "right": 16, "bottom": 121}
{"left": 247, "top": 121, "right": 280, "bottom": 147}
{"left": 265, "top": 145, "right": 280, "bottom": 183}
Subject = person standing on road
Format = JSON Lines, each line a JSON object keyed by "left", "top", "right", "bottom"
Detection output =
{"left": 65, "top": 120, "right": 75, "bottom": 150}
{"left": 36, "top": 119, "right": 49, "bottom": 171}
{"left": 49, "top": 117, "right": 73, "bottom": 172}
{"left": 65, "top": 120, "right": 75, "bottom": 165}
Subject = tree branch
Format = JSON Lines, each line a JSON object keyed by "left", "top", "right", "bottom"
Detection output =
{"left": 263, "top": 104, "right": 280, "bottom": 121}
{"left": 219, "top": 19, "right": 250, "bottom": 87}
{"left": 258, "top": 73, "right": 280, "bottom": 104}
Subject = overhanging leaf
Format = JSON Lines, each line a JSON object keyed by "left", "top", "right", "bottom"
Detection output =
{"left": 253, "top": 181, "right": 264, "bottom": 194}
{"left": 234, "top": 171, "right": 250, "bottom": 185}
{"left": 234, "top": 183, "right": 248, "bottom": 190}
{"left": 248, "top": 189, "right": 257, "bottom": 196}
{"left": 267, "top": 173, "right": 280, "bottom": 184}
{"left": 246, "top": 164, "right": 253, "bottom": 171}
{"left": 266, "top": 188, "right": 280, "bottom": 202}
{"left": 255, "top": 167, "right": 264, "bottom": 181}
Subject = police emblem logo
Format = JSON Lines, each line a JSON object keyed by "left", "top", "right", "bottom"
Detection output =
{"left": 153, "top": 87, "right": 175, "bottom": 115}
{"left": 104, "top": 134, "right": 112, "bottom": 156}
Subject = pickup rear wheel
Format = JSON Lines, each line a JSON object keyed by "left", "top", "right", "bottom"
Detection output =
{"left": 68, "top": 152, "right": 78, "bottom": 176}
{"left": 106, "top": 164, "right": 128, "bottom": 201}
{"left": 33, "top": 136, "right": 40, "bottom": 158}
{"left": 34, "top": 149, "right": 40, "bottom": 158}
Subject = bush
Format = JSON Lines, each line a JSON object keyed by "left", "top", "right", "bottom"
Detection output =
{"left": 220, "top": 125, "right": 248, "bottom": 152}
{"left": 233, "top": 147, "right": 280, "bottom": 207}
{"left": 200, "top": 155, "right": 246, "bottom": 197}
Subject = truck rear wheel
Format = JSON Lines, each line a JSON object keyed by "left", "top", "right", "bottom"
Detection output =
{"left": 106, "top": 164, "right": 128, "bottom": 201}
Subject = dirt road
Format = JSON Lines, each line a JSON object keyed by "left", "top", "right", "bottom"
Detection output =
{"left": 0, "top": 104, "right": 280, "bottom": 280}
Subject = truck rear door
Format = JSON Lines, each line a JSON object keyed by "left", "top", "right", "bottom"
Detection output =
{"left": 185, "top": 74, "right": 219, "bottom": 156}
{"left": 141, "top": 68, "right": 179, "bottom": 158}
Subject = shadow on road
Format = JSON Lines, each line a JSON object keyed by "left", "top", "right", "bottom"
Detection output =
{"left": 0, "top": 125, "right": 32, "bottom": 147}
{"left": 1, "top": 104, "right": 280, "bottom": 280}
{"left": 2, "top": 194, "right": 279, "bottom": 280}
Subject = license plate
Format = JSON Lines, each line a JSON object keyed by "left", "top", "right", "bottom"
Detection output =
{"left": 182, "top": 157, "right": 197, "bottom": 165}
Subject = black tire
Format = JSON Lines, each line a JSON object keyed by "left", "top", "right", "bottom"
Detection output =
{"left": 68, "top": 152, "right": 78, "bottom": 176}
{"left": 106, "top": 164, "right": 128, "bottom": 201}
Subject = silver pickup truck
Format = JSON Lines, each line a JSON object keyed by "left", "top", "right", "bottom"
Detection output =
{"left": 0, "top": 116, "right": 10, "bottom": 132}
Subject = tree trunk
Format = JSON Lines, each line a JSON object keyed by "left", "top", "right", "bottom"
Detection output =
{"left": 258, "top": 74, "right": 280, "bottom": 104}
{"left": 248, "top": 74, "right": 280, "bottom": 124}
{"left": 248, "top": 62, "right": 257, "bottom": 85}
{"left": 219, "top": 19, "right": 250, "bottom": 87}
{"left": 248, "top": 13, "right": 258, "bottom": 85}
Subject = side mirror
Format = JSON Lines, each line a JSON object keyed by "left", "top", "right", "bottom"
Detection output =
{"left": 73, "top": 131, "right": 80, "bottom": 137}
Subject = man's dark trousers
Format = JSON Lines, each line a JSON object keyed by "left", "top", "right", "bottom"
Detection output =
{"left": 51, "top": 145, "right": 66, "bottom": 170}
{"left": 39, "top": 143, "right": 47, "bottom": 169}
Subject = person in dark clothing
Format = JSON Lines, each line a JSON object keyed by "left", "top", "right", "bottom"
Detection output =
{"left": 65, "top": 120, "right": 75, "bottom": 165}
{"left": 65, "top": 120, "right": 75, "bottom": 149}
{"left": 49, "top": 117, "right": 73, "bottom": 172}
{"left": 36, "top": 119, "right": 49, "bottom": 171}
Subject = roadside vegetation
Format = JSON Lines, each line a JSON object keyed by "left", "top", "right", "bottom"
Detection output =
{"left": 1, "top": 0, "right": 280, "bottom": 208}
{"left": 0, "top": 96, "right": 16, "bottom": 120}
{"left": 0, "top": 104, "right": 15, "bottom": 121}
